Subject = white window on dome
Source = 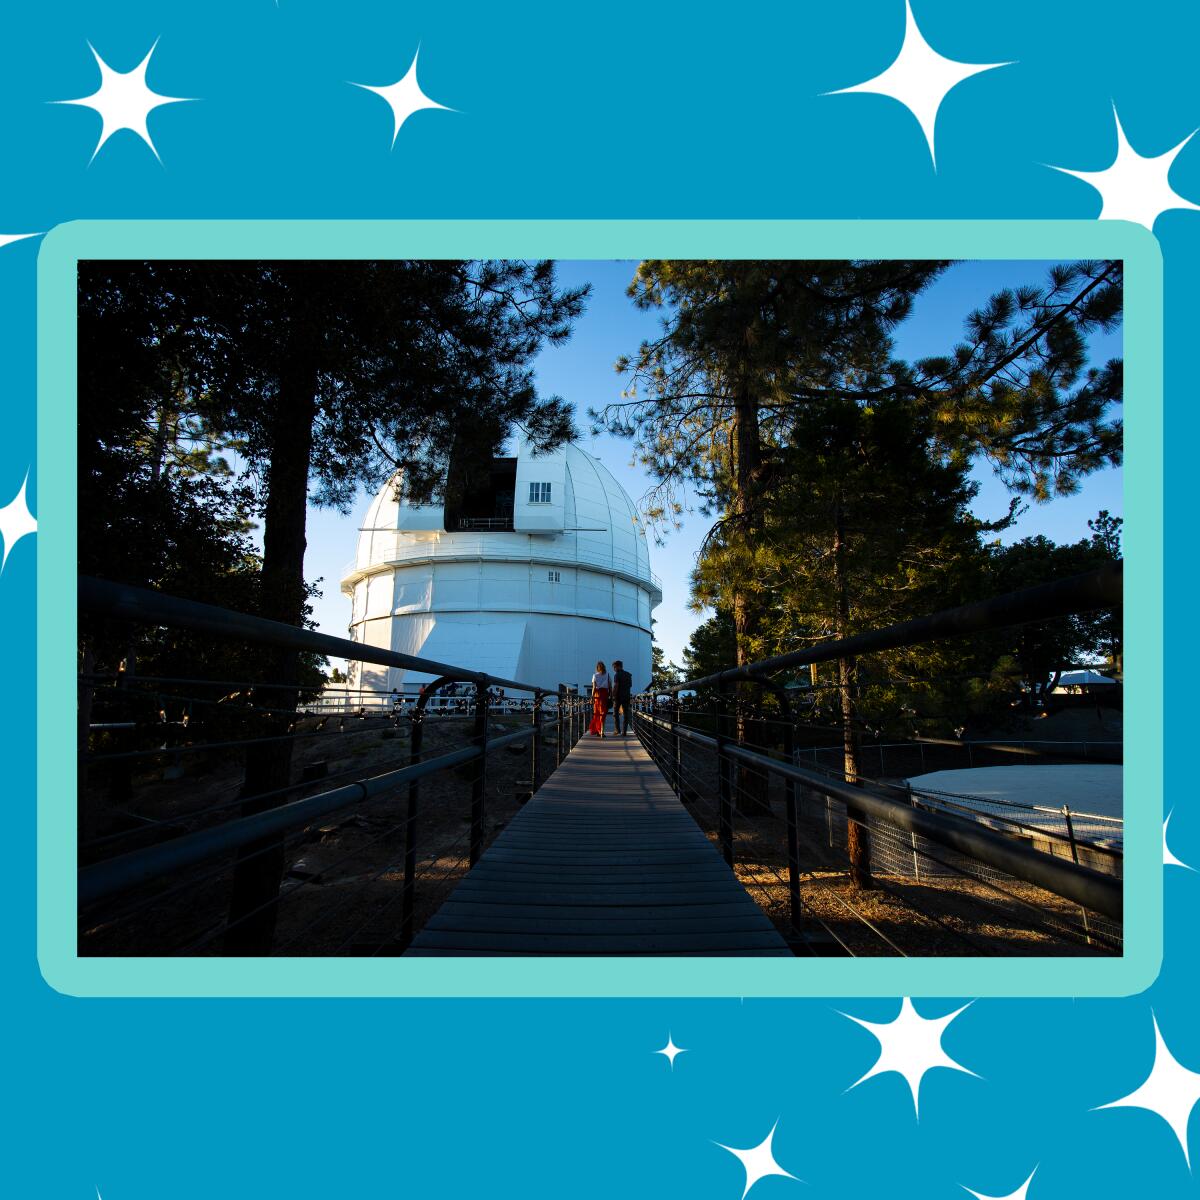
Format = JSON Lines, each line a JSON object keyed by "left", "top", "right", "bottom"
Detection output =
{"left": 529, "top": 482, "right": 552, "bottom": 504}
{"left": 548, "top": 569, "right": 561, "bottom": 583}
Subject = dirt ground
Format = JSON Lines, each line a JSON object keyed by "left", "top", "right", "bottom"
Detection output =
{"left": 653, "top": 735, "right": 1120, "bottom": 958}
{"left": 80, "top": 710, "right": 560, "bottom": 956}
{"left": 81, "top": 709, "right": 1120, "bottom": 959}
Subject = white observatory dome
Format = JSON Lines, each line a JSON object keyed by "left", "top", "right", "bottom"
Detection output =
{"left": 341, "top": 435, "right": 662, "bottom": 697}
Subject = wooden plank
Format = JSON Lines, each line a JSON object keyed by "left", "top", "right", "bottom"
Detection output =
{"left": 436, "top": 901, "right": 763, "bottom": 921}
{"left": 411, "top": 930, "right": 788, "bottom": 953}
{"left": 452, "top": 874, "right": 757, "bottom": 895}
{"left": 465, "top": 861, "right": 734, "bottom": 877}
{"left": 476, "top": 852, "right": 718, "bottom": 867}
{"left": 406, "top": 735, "right": 791, "bottom": 957}
{"left": 433, "top": 887, "right": 751, "bottom": 907}
{"left": 459, "top": 873, "right": 736, "bottom": 889}
{"left": 425, "top": 914, "right": 775, "bottom": 936}
{"left": 496, "top": 834, "right": 700, "bottom": 844}
{"left": 405, "top": 949, "right": 796, "bottom": 957}
{"left": 464, "top": 864, "right": 734, "bottom": 880}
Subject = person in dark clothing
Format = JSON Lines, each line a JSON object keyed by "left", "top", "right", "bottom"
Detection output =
{"left": 611, "top": 659, "right": 633, "bottom": 735}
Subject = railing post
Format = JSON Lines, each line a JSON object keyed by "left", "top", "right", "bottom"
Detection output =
{"left": 783, "top": 704, "right": 801, "bottom": 937}
{"left": 108, "top": 652, "right": 135, "bottom": 809}
{"left": 1062, "top": 803, "right": 1080, "bottom": 864}
{"left": 1062, "top": 803, "right": 1093, "bottom": 945}
{"left": 672, "top": 696, "right": 682, "bottom": 797}
{"left": 530, "top": 692, "right": 542, "bottom": 798}
{"left": 907, "top": 782, "right": 921, "bottom": 885}
{"left": 713, "top": 697, "right": 733, "bottom": 866}
{"left": 78, "top": 646, "right": 96, "bottom": 846}
{"left": 470, "top": 680, "right": 490, "bottom": 867}
{"left": 400, "top": 704, "right": 424, "bottom": 948}
{"left": 556, "top": 685, "right": 565, "bottom": 767}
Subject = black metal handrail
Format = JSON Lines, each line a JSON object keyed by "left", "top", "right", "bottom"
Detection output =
{"left": 80, "top": 575, "right": 554, "bottom": 696}
{"left": 635, "top": 705, "right": 1122, "bottom": 956}
{"left": 635, "top": 711, "right": 1120, "bottom": 919}
{"left": 667, "top": 563, "right": 1122, "bottom": 693}
{"left": 78, "top": 577, "right": 595, "bottom": 954}
{"left": 79, "top": 725, "right": 539, "bottom": 907}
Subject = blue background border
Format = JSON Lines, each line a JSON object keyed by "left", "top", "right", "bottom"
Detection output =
{"left": 1, "top": 3, "right": 1194, "bottom": 1195}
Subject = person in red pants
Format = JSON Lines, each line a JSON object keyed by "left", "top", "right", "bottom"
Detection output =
{"left": 588, "top": 661, "right": 611, "bottom": 737}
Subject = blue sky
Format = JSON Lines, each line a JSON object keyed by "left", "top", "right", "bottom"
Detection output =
{"left": 301, "top": 259, "right": 1122, "bottom": 667}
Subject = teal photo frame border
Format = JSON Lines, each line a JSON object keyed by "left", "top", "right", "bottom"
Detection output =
{"left": 37, "top": 219, "right": 1161, "bottom": 998}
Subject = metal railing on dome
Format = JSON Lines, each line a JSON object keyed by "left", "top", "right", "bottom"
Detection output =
{"left": 77, "top": 576, "right": 595, "bottom": 957}
{"left": 340, "top": 533, "right": 662, "bottom": 592}
{"left": 633, "top": 563, "right": 1124, "bottom": 957}
{"left": 456, "top": 517, "right": 515, "bottom": 531}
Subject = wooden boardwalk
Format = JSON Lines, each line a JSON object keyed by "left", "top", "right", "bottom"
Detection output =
{"left": 406, "top": 733, "right": 792, "bottom": 956}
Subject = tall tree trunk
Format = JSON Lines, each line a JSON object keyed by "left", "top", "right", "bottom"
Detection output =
{"left": 730, "top": 363, "right": 770, "bottom": 814}
{"left": 78, "top": 644, "right": 97, "bottom": 849}
{"left": 833, "top": 494, "right": 871, "bottom": 889}
{"left": 224, "top": 354, "right": 318, "bottom": 955}
{"left": 148, "top": 400, "right": 172, "bottom": 485}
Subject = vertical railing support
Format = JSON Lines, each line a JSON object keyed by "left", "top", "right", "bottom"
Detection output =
{"left": 753, "top": 678, "right": 801, "bottom": 937}
{"left": 108, "top": 652, "right": 135, "bottom": 809}
{"left": 1062, "top": 804, "right": 1079, "bottom": 863}
{"left": 556, "top": 685, "right": 565, "bottom": 767}
{"left": 400, "top": 704, "right": 424, "bottom": 948}
{"left": 1063, "top": 803, "right": 1092, "bottom": 945}
{"left": 782, "top": 703, "right": 801, "bottom": 938}
{"left": 672, "top": 696, "right": 682, "bottom": 797}
{"left": 713, "top": 696, "right": 733, "bottom": 866}
{"left": 470, "top": 680, "right": 490, "bottom": 867}
{"left": 907, "top": 782, "right": 921, "bottom": 885}
{"left": 78, "top": 646, "right": 96, "bottom": 846}
{"left": 530, "top": 692, "right": 542, "bottom": 798}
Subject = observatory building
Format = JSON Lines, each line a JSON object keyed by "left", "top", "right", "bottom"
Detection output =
{"left": 341, "top": 436, "right": 661, "bottom": 698}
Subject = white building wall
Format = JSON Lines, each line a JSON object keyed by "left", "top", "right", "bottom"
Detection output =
{"left": 351, "top": 609, "right": 652, "bottom": 696}
{"left": 343, "top": 440, "right": 660, "bottom": 700}
{"left": 514, "top": 436, "right": 567, "bottom": 533}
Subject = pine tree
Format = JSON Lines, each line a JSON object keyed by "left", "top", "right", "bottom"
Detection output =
{"left": 79, "top": 259, "right": 588, "bottom": 952}
{"left": 603, "top": 259, "right": 1121, "bottom": 886}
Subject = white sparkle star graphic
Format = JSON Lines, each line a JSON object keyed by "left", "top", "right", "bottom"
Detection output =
{"left": 351, "top": 47, "right": 455, "bottom": 148}
{"left": 1096, "top": 1012, "right": 1200, "bottom": 1168}
{"left": 0, "top": 234, "right": 40, "bottom": 251}
{"left": 0, "top": 470, "right": 37, "bottom": 575}
{"left": 714, "top": 1120, "right": 799, "bottom": 1200}
{"left": 826, "top": 0, "right": 1011, "bottom": 170}
{"left": 1048, "top": 105, "right": 1200, "bottom": 231}
{"left": 962, "top": 1166, "right": 1038, "bottom": 1200}
{"left": 654, "top": 1032, "right": 687, "bottom": 1069}
{"left": 1164, "top": 811, "right": 1193, "bottom": 871}
{"left": 52, "top": 40, "right": 192, "bottom": 163}
{"left": 840, "top": 997, "right": 979, "bottom": 1118}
